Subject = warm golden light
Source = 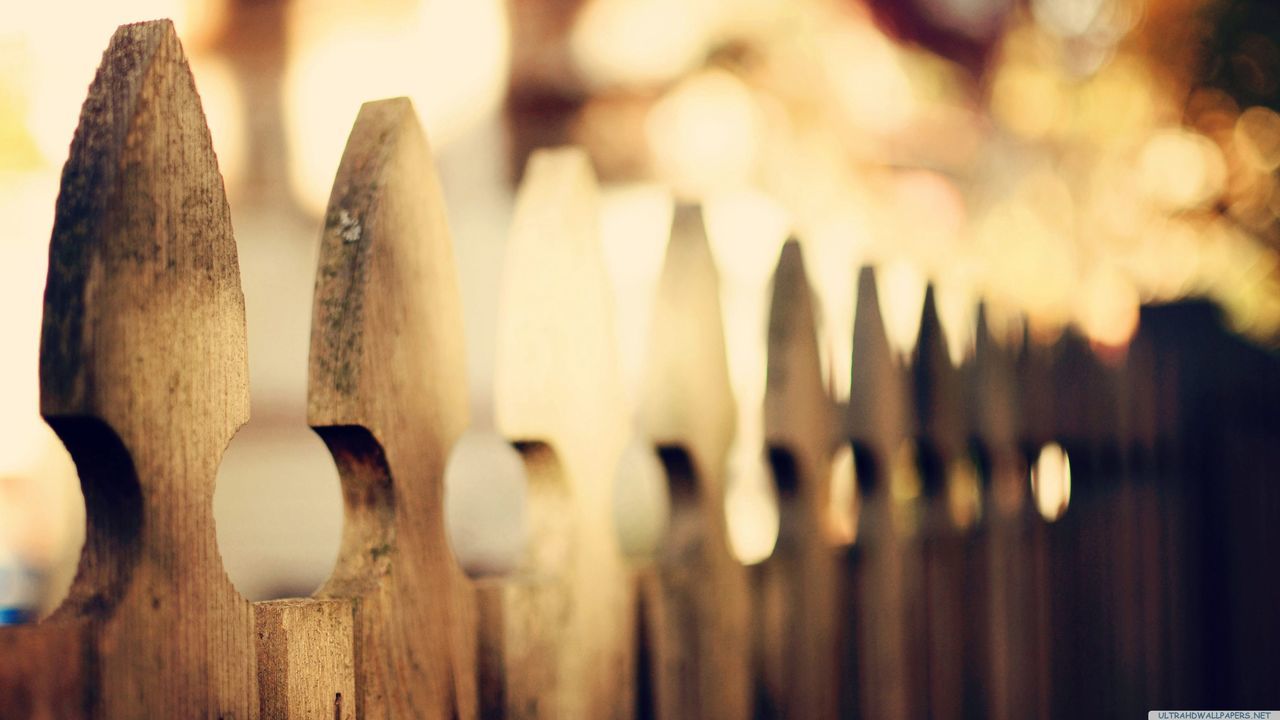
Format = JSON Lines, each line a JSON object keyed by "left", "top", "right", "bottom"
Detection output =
{"left": 703, "top": 189, "right": 792, "bottom": 285}
{"left": 822, "top": 17, "right": 917, "bottom": 136}
{"left": 1030, "top": 0, "right": 1106, "bottom": 38}
{"left": 726, "top": 449, "right": 780, "bottom": 565}
{"left": 827, "top": 444, "right": 858, "bottom": 545}
{"left": 890, "top": 441, "right": 923, "bottom": 536}
{"left": 187, "top": 54, "right": 246, "bottom": 191}
{"left": 571, "top": 0, "right": 716, "bottom": 88}
{"left": 646, "top": 69, "right": 762, "bottom": 198}
{"left": 598, "top": 184, "right": 674, "bottom": 412}
{"left": 285, "top": 0, "right": 510, "bottom": 213}
{"left": 991, "top": 63, "right": 1066, "bottom": 140}
{"left": 946, "top": 458, "right": 983, "bottom": 530}
{"left": 1031, "top": 442, "right": 1072, "bottom": 521}
{"left": 1235, "top": 106, "right": 1280, "bottom": 173}
{"left": 936, "top": 279, "right": 978, "bottom": 367}
{"left": 1139, "top": 129, "right": 1227, "bottom": 211}
{"left": 877, "top": 260, "right": 928, "bottom": 358}
{"left": 1076, "top": 264, "right": 1140, "bottom": 350}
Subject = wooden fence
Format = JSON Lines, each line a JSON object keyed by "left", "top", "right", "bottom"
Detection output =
{"left": 1, "top": 19, "right": 1279, "bottom": 719}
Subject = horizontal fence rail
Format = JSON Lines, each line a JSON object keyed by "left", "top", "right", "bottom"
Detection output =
{"left": 1, "top": 18, "right": 1279, "bottom": 720}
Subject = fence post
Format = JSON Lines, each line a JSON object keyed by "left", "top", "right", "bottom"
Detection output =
{"left": 751, "top": 239, "right": 840, "bottom": 719}
{"left": 634, "top": 204, "right": 752, "bottom": 719}
{"left": 1045, "top": 329, "right": 1115, "bottom": 719}
{"left": 910, "top": 286, "right": 975, "bottom": 720}
{"left": 487, "top": 146, "right": 635, "bottom": 719}
{"left": 255, "top": 598, "right": 357, "bottom": 719}
{"left": 1122, "top": 315, "right": 1166, "bottom": 709}
{"left": 965, "top": 306, "right": 1038, "bottom": 720}
{"left": 307, "top": 97, "right": 478, "bottom": 720}
{"left": 843, "top": 266, "right": 913, "bottom": 720}
{"left": 0, "top": 19, "right": 258, "bottom": 718}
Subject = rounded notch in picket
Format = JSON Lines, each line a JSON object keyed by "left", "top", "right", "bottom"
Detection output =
{"left": 307, "top": 96, "right": 477, "bottom": 720}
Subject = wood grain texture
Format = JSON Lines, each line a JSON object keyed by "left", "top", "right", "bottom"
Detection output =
{"left": 842, "top": 266, "right": 913, "bottom": 720}
{"left": 6, "top": 19, "right": 257, "bottom": 719}
{"left": 493, "top": 147, "right": 634, "bottom": 720}
{"left": 256, "top": 599, "right": 356, "bottom": 720}
{"left": 752, "top": 240, "right": 840, "bottom": 719}
{"left": 635, "top": 204, "right": 751, "bottom": 720}
{"left": 308, "top": 97, "right": 478, "bottom": 720}
{"left": 0, "top": 622, "right": 92, "bottom": 719}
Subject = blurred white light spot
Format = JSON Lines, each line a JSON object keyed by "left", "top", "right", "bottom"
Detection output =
{"left": 613, "top": 434, "right": 670, "bottom": 558}
{"left": 1235, "top": 106, "right": 1280, "bottom": 173}
{"left": 646, "top": 69, "right": 761, "bottom": 198}
{"left": 285, "top": 0, "right": 510, "bottom": 213}
{"left": 877, "top": 260, "right": 928, "bottom": 359}
{"left": 827, "top": 444, "right": 858, "bottom": 545}
{"left": 1139, "top": 129, "right": 1227, "bottom": 210}
{"left": 823, "top": 21, "right": 917, "bottom": 136}
{"left": 571, "top": 0, "right": 717, "bottom": 88}
{"left": 444, "top": 430, "right": 528, "bottom": 577}
{"left": 1075, "top": 265, "right": 1140, "bottom": 350}
{"left": 726, "top": 450, "right": 779, "bottom": 565}
{"left": 1031, "top": 442, "right": 1071, "bottom": 521}
{"left": 703, "top": 189, "right": 791, "bottom": 285}
{"left": 599, "top": 184, "right": 674, "bottom": 411}
{"left": 1031, "top": 0, "right": 1105, "bottom": 38}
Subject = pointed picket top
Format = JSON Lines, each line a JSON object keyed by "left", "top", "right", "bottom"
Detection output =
{"left": 1016, "top": 324, "right": 1057, "bottom": 456}
{"left": 636, "top": 203, "right": 751, "bottom": 719}
{"left": 40, "top": 20, "right": 249, "bottom": 429}
{"left": 765, "top": 239, "right": 835, "bottom": 484}
{"left": 847, "top": 266, "right": 909, "bottom": 461}
{"left": 496, "top": 147, "right": 624, "bottom": 452}
{"left": 842, "top": 266, "right": 915, "bottom": 720}
{"left": 309, "top": 97, "right": 476, "bottom": 719}
{"left": 640, "top": 203, "right": 738, "bottom": 478}
{"left": 1049, "top": 328, "right": 1101, "bottom": 453}
{"left": 967, "top": 304, "right": 1018, "bottom": 451}
{"left": 23, "top": 20, "right": 257, "bottom": 719}
{"left": 492, "top": 146, "right": 633, "bottom": 718}
{"left": 911, "top": 285, "right": 966, "bottom": 466}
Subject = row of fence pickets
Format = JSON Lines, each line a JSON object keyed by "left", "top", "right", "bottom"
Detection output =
{"left": 1, "top": 19, "right": 1279, "bottom": 720}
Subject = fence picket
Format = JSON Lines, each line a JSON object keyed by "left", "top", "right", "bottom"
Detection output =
{"left": 307, "top": 97, "right": 478, "bottom": 720}
{"left": 4, "top": 19, "right": 1280, "bottom": 718}
{"left": 488, "top": 147, "right": 634, "bottom": 719}
{"left": 634, "top": 204, "right": 752, "bottom": 719}
{"left": 2, "top": 19, "right": 258, "bottom": 719}
{"left": 843, "top": 266, "right": 913, "bottom": 720}
{"left": 751, "top": 239, "right": 840, "bottom": 720}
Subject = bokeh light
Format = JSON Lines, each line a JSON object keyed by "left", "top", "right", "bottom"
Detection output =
{"left": 1031, "top": 442, "right": 1072, "bottom": 521}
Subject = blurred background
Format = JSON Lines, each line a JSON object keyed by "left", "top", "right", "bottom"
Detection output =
{"left": 1, "top": 0, "right": 1279, "bottom": 615}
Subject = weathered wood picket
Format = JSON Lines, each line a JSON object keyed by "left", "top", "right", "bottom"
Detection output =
{"left": 2, "top": 18, "right": 1280, "bottom": 720}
